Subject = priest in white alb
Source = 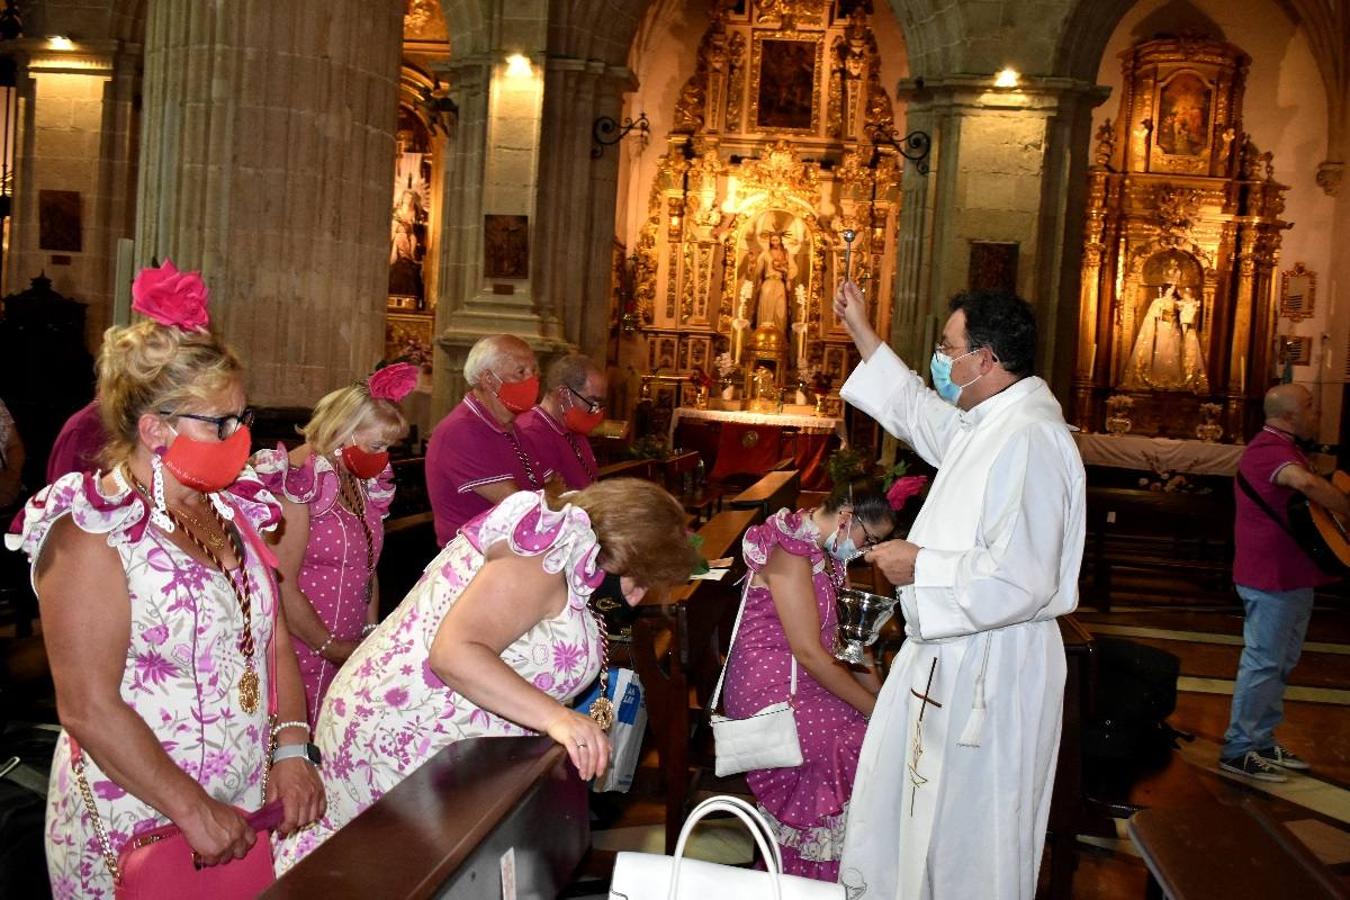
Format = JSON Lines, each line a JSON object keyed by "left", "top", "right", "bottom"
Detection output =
{"left": 832, "top": 281, "right": 1086, "bottom": 899}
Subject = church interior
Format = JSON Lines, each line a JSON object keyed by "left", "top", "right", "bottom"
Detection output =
{"left": 0, "top": 0, "right": 1349, "bottom": 896}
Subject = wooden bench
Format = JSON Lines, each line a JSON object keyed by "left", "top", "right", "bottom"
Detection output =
{"left": 264, "top": 736, "right": 587, "bottom": 899}
{"left": 597, "top": 458, "right": 659, "bottom": 481}
{"left": 728, "top": 469, "right": 801, "bottom": 520}
{"left": 1127, "top": 802, "right": 1344, "bottom": 899}
{"left": 631, "top": 507, "right": 760, "bottom": 852}
{"left": 1045, "top": 614, "right": 1096, "bottom": 899}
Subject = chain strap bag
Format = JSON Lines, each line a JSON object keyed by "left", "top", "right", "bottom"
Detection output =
{"left": 709, "top": 575, "right": 803, "bottom": 778}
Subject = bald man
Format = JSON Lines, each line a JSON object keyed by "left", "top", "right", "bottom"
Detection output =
{"left": 425, "top": 334, "right": 555, "bottom": 544}
{"left": 1222, "top": 383, "right": 1350, "bottom": 781}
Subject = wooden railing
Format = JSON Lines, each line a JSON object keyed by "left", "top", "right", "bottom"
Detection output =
{"left": 264, "top": 736, "right": 587, "bottom": 899}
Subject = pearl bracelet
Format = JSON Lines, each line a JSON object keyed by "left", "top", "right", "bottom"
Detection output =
{"left": 271, "top": 720, "right": 310, "bottom": 741}
{"left": 316, "top": 634, "right": 336, "bottom": 659}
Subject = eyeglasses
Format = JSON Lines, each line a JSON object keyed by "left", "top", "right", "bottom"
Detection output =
{"left": 935, "top": 340, "right": 969, "bottom": 357}
{"left": 566, "top": 385, "right": 606, "bottom": 415}
{"left": 856, "top": 521, "right": 886, "bottom": 550}
{"left": 158, "top": 407, "right": 255, "bottom": 440}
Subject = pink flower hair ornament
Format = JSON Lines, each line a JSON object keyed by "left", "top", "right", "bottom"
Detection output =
{"left": 131, "top": 259, "right": 210, "bottom": 331}
{"left": 886, "top": 475, "right": 928, "bottom": 512}
{"left": 367, "top": 362, "right": 419, "bottom": 403}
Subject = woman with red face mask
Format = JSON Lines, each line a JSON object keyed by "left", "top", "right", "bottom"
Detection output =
{"left": 7, "top": 261, "right": 325, "bottom": 896}
{"left": 252, "top": 363, "right": 414, "bottom": 726}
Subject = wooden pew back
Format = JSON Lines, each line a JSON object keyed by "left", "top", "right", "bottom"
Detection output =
{"left": 263, "top": 737, "right": 586, "bottom": 900}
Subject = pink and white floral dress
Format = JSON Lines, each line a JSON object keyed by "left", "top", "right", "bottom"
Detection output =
{"left": 253, "top": 446, "right": 395, "bottom": 726}
{"left": 5, "top": 468, "right": 281, "bottom": 900}
{"left": 273, "top": 490, "right": 605, "bottom": 871}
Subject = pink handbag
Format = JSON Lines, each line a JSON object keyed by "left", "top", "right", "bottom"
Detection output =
{"left": 113, "top": 801, "right": 284, "bottom": 900}
{"left": 70, "top": 507, "right": 287, "bottom": 899}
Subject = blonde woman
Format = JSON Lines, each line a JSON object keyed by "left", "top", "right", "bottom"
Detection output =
{"left": 275, "top": 479, "right": 697, "bottom": 869}
{"left": 7, "top": 261, "right": 323, "bottom": 896}
{"left": 253, "top": 363, "right": 416, "bottom": 726}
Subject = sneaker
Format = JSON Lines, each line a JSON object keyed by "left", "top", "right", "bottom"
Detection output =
{"left": 1255, "top": 744, "right": 1311, "bottom": 771}
{"left": 1219, "top": 751, "right": 1288, "bottom": 783}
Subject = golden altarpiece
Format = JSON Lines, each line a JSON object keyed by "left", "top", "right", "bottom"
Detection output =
{"left": 1072, "top": 35, "right": 1289, "bottom": 443}
{"left": 617, "top": 2, "right": 903, "bottom": 417}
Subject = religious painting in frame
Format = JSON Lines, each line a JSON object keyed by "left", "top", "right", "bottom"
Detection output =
{"left": 384, "top": 312, "right": 435, "bottom": 368}
{"left": 821, "top": 344, "right": 848, "bottom": 390}
{"left": 38, "top": 189, "right": 82, "bottom": 252}
{"left": 1150, "top": 70, "right": 1213, "bottom": 173}
{"left": 750, "top": 33, "right": 823, "bottom": 134}
{"left": 685, "top": 334, "right": 712, "bottom": 376}
{"left": 484, "top": 214, "right": 529, "bottom": 278}
{"left": 968, "top": 241, "right": 1019, "bottom": 294}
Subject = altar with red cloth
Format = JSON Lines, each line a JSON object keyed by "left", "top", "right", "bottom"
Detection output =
{"left": 668, "top": 408, "right": 846, "bottom": 490}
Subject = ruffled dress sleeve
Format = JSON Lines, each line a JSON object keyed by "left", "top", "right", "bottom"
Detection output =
{"left": 366, "top": 463, "right": 396, "bottom": 519}
{"left": 250, "top": 445, "right": 342, "bottom": 518}
{"left": 461, "top": 490, "right": 605, "bottom": 606}
{"left": 742, "top": 507, "right": 825, "bottom": 573}
{"left": 220, "top": 464, "right": 283, "bottom": 536}
{"left": 5, "top": 470, "right": 150, "bottom": 583}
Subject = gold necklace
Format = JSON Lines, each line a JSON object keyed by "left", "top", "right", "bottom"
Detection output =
{"left": 130, "top": 472, "right": 260, "bottom": 714}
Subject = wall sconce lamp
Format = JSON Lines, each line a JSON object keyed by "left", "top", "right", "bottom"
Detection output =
{"left": 591, "top": 111, "right": 650, "bottom": 159}
{"left": 865, "top": 122, "right": 932, "bottom": 175}
{"left": 994, "top": 67, "right": 1020, "bottom": 89}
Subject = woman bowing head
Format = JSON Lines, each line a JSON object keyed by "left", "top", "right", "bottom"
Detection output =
{"left": 274, "top": 477, "right": 698, "bottom": 870}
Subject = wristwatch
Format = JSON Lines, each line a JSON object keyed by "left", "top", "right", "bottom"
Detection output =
{"left": 271, "top": 742, "right": 322, "bottom": 767}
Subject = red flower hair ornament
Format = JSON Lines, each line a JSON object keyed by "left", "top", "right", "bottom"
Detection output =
{"left": 131, "top": 259, "right": 210, "bottom": 331}
{"left": 368, "top": 362, "right": 419, "bottom": 403}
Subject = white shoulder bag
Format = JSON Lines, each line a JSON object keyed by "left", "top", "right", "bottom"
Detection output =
{"left": 708, "top": 575, "right": 803, "bottom": 778}
{"left": 608, "top": 794, "right": 845, "bottom": 899}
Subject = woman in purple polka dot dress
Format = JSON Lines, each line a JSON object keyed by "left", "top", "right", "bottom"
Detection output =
{"left": 272, "top": 479, "right": 698, "bottom": 870}
{"left": 723, "top": 477, "right": 897, "bottom": 881}
{"left": 253, "top": 363, "right": 417, "bottom": 727}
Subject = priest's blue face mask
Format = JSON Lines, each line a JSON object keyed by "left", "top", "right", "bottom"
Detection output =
{"left": 930, "top": 346, "right": 986, "bottom": 405}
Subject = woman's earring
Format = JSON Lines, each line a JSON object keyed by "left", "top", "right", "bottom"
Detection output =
{"left": 148, "top": 450, "right": 175, "bottom": 533}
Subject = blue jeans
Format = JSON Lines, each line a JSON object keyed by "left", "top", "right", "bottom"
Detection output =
{"left": 1221, "top": 585, "right": 1315, "bottom": 759}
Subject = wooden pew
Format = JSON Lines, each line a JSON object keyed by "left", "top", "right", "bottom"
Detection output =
{"left": 727, "top": 469, "right": 801, "bottom": 520}
{"left": 1128, "top": 801, "right": 1344, "bottom": 899}
{"left": 264, "top": 736, "right": 587, "bottom": 900}
{"left": 631, "top": 507, "right": 760, "bottom": 853}
{"left": 597, "top": 458, "right": 658, "bottom": 481}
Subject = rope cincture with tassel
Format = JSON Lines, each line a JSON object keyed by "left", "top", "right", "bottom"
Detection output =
{"left": 956, "top": 631, "right": 994, "bottom": 748}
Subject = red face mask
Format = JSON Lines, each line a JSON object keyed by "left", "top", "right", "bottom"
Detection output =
{"left": 494, "top": 374, "right": 540, "bottom": 414}
{"left": 161, "top": 426, "right": 252, "bottom": 493}
{"left": 563, "top": 405, "right": 605, "bottom": 435}
{"left": 339, "top": 444, "right": 389, "bottom": 479}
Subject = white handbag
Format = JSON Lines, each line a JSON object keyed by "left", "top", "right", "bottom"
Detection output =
{"left": 709, "top": 575, "right": 803, "bottom": 778}
{"left": 608, "top": 795, "right": 845, "bottom": 900}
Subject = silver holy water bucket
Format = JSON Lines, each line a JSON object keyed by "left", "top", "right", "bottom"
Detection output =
{"left": 834, "top": 587, "right": 898, "bottom": 664}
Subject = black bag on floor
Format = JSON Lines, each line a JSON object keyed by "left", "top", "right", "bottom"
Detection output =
{"left": 1084, "top": 637, "right": 1182, "bottom": 769}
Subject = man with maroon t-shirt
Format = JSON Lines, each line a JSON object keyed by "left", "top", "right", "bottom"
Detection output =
{"left": 518, "top": 354, "right": 606, "bottom": 491}
{"left": 1222, "top": 384, "right": 1350, "bottom": 781}
{"left": 425, "top": 334, "right": 556, "bottom": 545}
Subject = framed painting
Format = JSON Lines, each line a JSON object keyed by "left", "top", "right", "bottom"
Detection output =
{"left": 384, "top": 312, "right": 435, "bottom": 367}
{"left": 968, "top": 242, "right": 1019, "bottom": 294}
{"left": 1280, "top": 262, "right": 1315, "bottom": 321}
{"left": 751, "top": 34, "right": 823, "bottom": 133}
{"left": 484, "top": 214, "right": 529, "bottom": 278}
{"left": 38, "top": 190, "right": 82, "bottom": 252}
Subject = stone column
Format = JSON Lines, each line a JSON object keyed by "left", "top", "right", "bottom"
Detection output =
{"left": 134, "top": 0, "right": 402, "bottom": 407}
{"left": 892, "top": 75, "right": 1109, "bottom": 394}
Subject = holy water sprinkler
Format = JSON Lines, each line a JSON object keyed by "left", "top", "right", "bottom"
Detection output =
{"left": 841, "top": 228, "right": 856, "bottom": 280}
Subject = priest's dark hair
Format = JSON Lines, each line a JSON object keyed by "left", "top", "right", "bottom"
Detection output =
{"left": 949, "top": 289, "right": 1038, "bottom": 378}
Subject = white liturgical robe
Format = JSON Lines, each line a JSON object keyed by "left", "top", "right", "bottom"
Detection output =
{"left": 837, "top": 344, "right": 1086, "bottom": 900}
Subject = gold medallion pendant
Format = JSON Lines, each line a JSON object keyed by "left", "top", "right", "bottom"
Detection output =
{"left": 589, "top": 696, "right": 615, "bottom": 731}
{"left": 238, "top": 665, "right": 260, "bottom": 714}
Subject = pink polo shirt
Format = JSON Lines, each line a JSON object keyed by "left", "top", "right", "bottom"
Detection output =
{"left": 426, "top": 393, "right": 553, "bottom": 545}
{"left": 1233, "top": 426, "right": 1336, "bottom": 591}
{"left": 516, "top": 406, "right": 597, "bottom": 490}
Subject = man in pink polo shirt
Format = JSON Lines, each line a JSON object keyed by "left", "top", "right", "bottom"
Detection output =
{"left": 425, "top": 334, "right": 556, "bottom": 545}
{"left": 1223, "top": 383, "right": 1349, "bottom": 781}
{"left": 517, "top": 353, "right": 606, "bottom": 490}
